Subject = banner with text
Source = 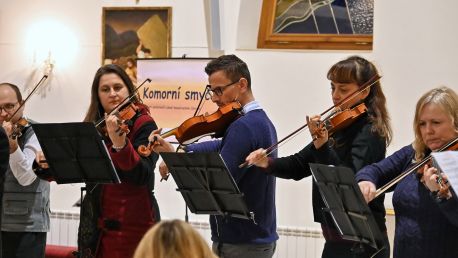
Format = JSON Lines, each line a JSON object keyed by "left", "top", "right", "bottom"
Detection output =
{"left": 137, "top": 58, "right": 216, "bottom": 129}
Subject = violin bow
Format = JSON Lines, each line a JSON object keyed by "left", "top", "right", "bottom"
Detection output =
{"left": 239, "top": 74, "right": 382, "bottom": 168}
{"left": 374, "top": 136, "right": 458, "bottom": 198}
{"left": 7, "top": 74, "right": 48, "bottom": 122}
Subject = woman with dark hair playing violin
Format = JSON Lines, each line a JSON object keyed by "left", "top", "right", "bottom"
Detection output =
{"left": 244, "top": 56, "right": 392, "bottom": 258}
{"left": 77, "top": 64, "right": 160, "bottom": 258}
{"left": 357, "top": 86, "right": 458, "bottom": 258}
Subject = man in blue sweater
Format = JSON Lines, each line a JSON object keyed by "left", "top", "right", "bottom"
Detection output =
{"left": 150, "top": 54, "right": 278, "bottom": 258}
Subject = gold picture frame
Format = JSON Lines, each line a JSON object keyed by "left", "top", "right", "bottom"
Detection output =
{"left": 102, "top": 7, "right": 172, "bottom": 65}
{"left": 257, "top": 0, "right": 373, "bottom": 50}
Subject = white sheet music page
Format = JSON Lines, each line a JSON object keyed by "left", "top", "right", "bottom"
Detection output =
{"left": 431, "top": 151, "right": 458, "bottom": 192}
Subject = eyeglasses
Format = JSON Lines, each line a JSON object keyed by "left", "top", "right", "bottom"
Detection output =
{"left": 0, "top": 102, "right": 18, "bottom": 113}
{"left": 207, "top": 79, "right": 240, "bottom": 97}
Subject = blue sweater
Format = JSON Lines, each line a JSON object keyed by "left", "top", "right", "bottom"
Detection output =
{"left": 187, "top": 108, "right": 278, "bottom": 244}
{"left": 356, "top": 145, "right": 458, "bottom": 258}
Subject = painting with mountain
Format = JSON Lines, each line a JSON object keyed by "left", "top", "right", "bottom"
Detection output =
{"left": 102, "top": 7, "right": 171, "bottom": 66}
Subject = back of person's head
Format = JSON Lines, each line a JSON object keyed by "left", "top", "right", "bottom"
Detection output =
{"left": 413, "top": 86, "right": 458, "bottom": 160}
{"left": 126, "top": 58, "right": 136, "bottom": 67}
{"left": 133, "top": 220, "right": 218, "bottom": 258}
{"left": 327, "top": 55, "right": 392, "bottom": 146}
{"left": 205, "top": 54, "right": 251, "bottom": 89}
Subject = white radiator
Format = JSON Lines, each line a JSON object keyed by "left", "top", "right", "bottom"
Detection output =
{"left": 48, "top": 210, "right": 324, "bottom": 258}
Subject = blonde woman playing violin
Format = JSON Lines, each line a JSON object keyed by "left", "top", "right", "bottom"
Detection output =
{"left": 244, "top": 56, "right": 392, "bottom": 258}
{"left": 356, "top": 87, "right": 458, "bottom": 258}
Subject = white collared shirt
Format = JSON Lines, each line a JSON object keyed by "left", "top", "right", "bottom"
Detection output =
{"left": 9, "top": 133, "right": 40, "bottom": 186}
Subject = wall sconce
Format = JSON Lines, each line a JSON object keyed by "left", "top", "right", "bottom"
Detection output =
{"left": 43, "top": 51, "right": 55, "bottom": 76}
{"left": 24, "top": 19, "right": 78, "bottom": 76}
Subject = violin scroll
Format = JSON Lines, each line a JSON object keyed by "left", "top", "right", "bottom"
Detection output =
{"left": 137, "top": 141, "right": 154, "bottom": 157}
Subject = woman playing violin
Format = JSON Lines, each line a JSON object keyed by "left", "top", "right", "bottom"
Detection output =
{"left": 357, "top": 86, "right": 458, "bottom": 258}
{"left": 244, "top": 56, "right": 392, "bottom": 258}
{"left": 78, "top": 64, "right": 160, "bottom": 258}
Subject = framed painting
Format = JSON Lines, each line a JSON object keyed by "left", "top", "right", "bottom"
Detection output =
{"left": 257, "top": 0, "right": 374, "bottom": 50}
{"left": 102, "top": 7, "right": 172, "bottom": 70}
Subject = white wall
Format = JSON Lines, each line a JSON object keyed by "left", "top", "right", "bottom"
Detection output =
{"left": 0, "top": 0, "right": 457, "bottom": 230}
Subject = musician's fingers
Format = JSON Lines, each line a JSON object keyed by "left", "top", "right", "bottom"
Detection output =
{"left": 148, "top": 128, "right": 162, "bottom": 142}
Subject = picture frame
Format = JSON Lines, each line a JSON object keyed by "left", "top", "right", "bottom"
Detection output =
{"left": 102, "top": 7, "right": 172, "bottom": 66}
{"left": 257, "top": 0, "right": 373, "bottom": 50}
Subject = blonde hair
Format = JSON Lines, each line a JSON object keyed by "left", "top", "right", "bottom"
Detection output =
{"left": 133, "top": 220, "right": 218, "bottom": 258}
{"left": 412, "top": 86, "right": 458, "bottom": 161}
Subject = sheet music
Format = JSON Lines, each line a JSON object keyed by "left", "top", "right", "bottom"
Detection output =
{"left": 431, "top": 151, "right": 458, "bottom": 192}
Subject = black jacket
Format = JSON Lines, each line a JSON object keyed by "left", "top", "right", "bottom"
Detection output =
{"left": 268, "top": 114, "right": 387, "bottom": 231}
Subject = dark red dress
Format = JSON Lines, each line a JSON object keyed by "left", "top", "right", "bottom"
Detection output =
{"left": 78, "top": 104, "right": 160, "bottom": 258}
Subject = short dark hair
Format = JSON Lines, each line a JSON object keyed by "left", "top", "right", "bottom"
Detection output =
{"left": 205, "top": 54, "right": 251, "bottom": 89}
{"left": 0, "top": 83, "right": 23, "bottom": 102}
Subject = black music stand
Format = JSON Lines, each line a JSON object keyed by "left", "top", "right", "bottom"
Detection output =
{"left": 160, "top": 152, "right": 254, "bottom": 221}
{"left": 32, "top": 122, "right": 120, "bottom": 258}
{"left": 31, "top": 122, "right": 120, "bottom": 184}
{"left": 309, "top": 163, "right": 385, "bottom": 253}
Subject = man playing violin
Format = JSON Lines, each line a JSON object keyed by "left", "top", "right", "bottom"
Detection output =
{"left": 244, "top": 56, "right": 393, "bottom": 258}
{"left": 150, "top": 54, "right": 279, "bottom": 258}
{"left": 0, "top": 82, "right": 50, "bottom": 258}
{"left": 357, "top": 86, "right": 458, "bottom": 258}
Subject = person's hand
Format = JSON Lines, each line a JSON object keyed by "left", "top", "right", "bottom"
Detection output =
{"left": 105, "top": 113, "right": 127, "bottom": 149}
{"left": 35, "top": 151, "right": 49, "bottom": 169}
{"left": 244, "top": 148, "right": 269, "bottom": 168}
{"left": 358, "top": 181, "right": 377, "bottom": 203}
{"left": 2, "top": 121, "right": 18, "bottom": 153}
{"left": 422, "top": 164, "right": 440, "bottom": 191}
{"left": 148, "top": 128, "right": 175, "bottom": 153}
{"left": 307, "top": 115, "right": 328, "bottom": 149}
{"left": 158, "top": 161, "right": 170, "bottom": 180}
{"left": 422, "top": 164, "right": 452, "bottom": 199}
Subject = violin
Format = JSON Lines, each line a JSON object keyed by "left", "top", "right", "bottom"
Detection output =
{"left": 238, "top": 75, "right": 380, "bottom": 168}
{"left": 267, "top": 75, "right": 378, "bottom": 151}
{"left": 322, "top": 103, "right": 367, "bottom": 135}
{"left": 374, "top": 136, "right": 458, "bottom": 198}
{"left": 97, "top": 102, "right": 139, "bottom": 136}
{"left": 10, "top": 117, "right": 29, "bottom": 140}
{"left": 418, "top": 139, "right": 458, "bottom": 199}
{"left": 137, "top": 101, "right": 243, "bottom": 157}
